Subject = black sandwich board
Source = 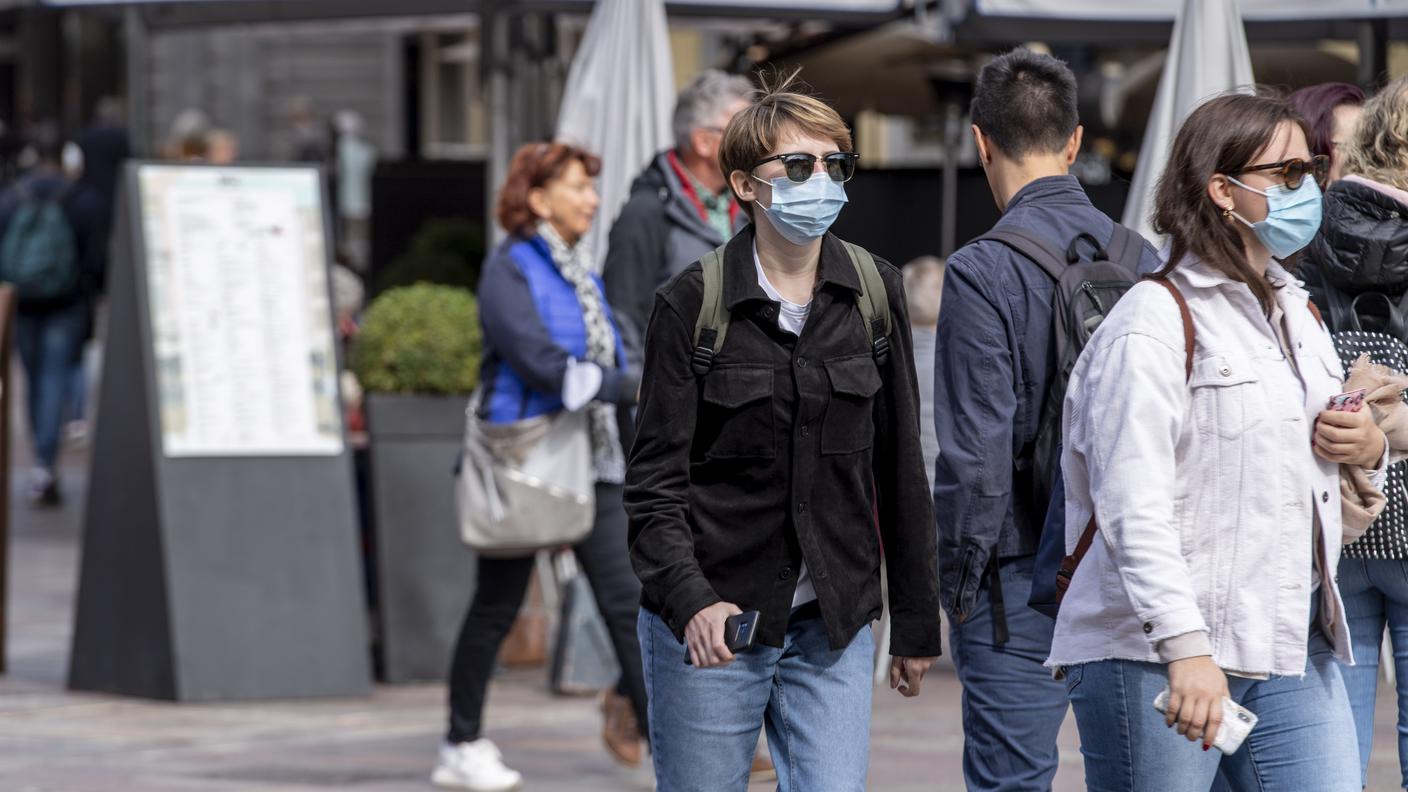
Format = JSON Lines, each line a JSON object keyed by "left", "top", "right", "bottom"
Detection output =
{"left": 69, "top": 162, "right": 371, "bottom": 700}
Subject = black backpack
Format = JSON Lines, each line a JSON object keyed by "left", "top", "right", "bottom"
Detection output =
{"left": 976, "top": 224, "right": 1146, "bottom": 516}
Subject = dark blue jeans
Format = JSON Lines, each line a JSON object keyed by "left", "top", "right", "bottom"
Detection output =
{"left": 949, "top": 555, "right": 1069, "bottom": 792}
{"left": 17, "top": 302, "right": 86, "bottom": 469}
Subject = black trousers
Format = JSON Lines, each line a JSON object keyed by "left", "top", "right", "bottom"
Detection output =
{"left": 446, "top": 482, "right": 648, "bottom": 743}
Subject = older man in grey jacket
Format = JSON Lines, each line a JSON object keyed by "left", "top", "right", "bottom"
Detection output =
{"left": 602, "top": 70, "right": 754, "bottom": 367}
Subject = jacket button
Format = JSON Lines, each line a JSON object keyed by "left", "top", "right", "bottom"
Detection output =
{"left": 797, "top": 357, "right": 808, "bottom": 368}
{"left": 800, "top": 424, "right": 810, "bottom": 437}
{"left": 761, "top": 306, "right": 775, "bottom": 319}
{"left": 798, "top": 501, "right": 807, "bottom": 514}
{"left": 779, "top": 567, "right": 793, "bottom": 581}
{"left": 1143, "top": 622, "right": 1154, "bottom": 634}
{"left": 1323, "top": 491, "right": 1330, "bottom": 503}
{"left": 1219, "top": 367, "right": 1231, "bottom": 377}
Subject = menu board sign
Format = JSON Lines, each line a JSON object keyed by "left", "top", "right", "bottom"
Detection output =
{"left": 135, "top": 164, "right": 343, "bottom": 457}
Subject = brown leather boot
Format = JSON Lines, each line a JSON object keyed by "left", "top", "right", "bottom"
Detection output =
{"left": 600, "top": 689, "right": 643, "bottom": 768}
{"left": 749, "top": 752, "right": 777, "bottom": 783}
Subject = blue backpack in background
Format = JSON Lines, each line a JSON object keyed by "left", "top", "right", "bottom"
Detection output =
{"left": 0, "top": 184, "right": 79, "bottom": 302}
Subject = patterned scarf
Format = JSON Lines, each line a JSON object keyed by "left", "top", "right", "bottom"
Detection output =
{"left": 539, "top": 223, "right": 625, "bottom": 484}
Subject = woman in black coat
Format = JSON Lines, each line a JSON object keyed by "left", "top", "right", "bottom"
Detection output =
{"left": 1301, "top": 76, "right": 1408, "bottom": 791}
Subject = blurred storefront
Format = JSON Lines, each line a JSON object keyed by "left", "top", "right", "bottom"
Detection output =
{"left": 7, "top": 0, "right": 1408, "bottom": 265}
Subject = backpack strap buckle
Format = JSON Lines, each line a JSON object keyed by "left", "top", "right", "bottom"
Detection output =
{"left": 871, "top": 327, "right": 890, "bottom": 366}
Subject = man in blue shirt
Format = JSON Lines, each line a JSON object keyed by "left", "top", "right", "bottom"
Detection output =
{"left": 933, "top": 49, "right": 1161, "bottom": 791}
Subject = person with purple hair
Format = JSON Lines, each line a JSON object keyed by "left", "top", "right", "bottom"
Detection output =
{"left": 1289, "top": 82, "right": 1366, "bottom": 184}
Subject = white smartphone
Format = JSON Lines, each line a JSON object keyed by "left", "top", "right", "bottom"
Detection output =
{"left": 1152, "top": 688, "right": 1258, "bottom": 755}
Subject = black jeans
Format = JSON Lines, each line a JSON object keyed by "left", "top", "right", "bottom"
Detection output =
{"left": 446, "top": 483, "right": 647, "bottom": 743}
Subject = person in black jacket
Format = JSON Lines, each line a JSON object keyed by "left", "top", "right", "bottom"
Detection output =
{"left": 1301, "top": 75, "right": 1408, "bottom": 792}
{"left": 625, "top": 74, "right": 940, "bottom": 792}
{"left": 602, "top": 70, "right": 755, "bottom": 366}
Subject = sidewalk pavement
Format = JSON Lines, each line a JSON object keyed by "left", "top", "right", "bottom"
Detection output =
{"left": 1, "top": 461, "right": 1404, "bottom": 790}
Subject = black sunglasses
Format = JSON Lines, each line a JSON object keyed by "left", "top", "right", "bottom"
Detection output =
{"left": 751, "top": 152, "right": 859, "bottom": 184}
{"left": 1239, "top": 155, "right": 1330, "bottom": 191}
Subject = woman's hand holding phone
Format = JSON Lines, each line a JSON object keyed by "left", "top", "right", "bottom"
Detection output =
{"left": 1166, "top": 655, "right": 1230, "bottom": 749}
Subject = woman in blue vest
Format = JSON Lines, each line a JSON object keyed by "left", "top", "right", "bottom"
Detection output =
{"left": 433, "top": 143, "right": 644, "bottom": 792}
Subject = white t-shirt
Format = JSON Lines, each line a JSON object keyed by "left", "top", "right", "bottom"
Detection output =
{"left": 754, "top": 245, "right": 818, "bottom": 609}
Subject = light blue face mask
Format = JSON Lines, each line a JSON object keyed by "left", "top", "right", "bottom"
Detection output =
{"left": 1225, "top": 175, "right": 1323, "bottom": 260}
{"left": 751, "top": 171, "right": 848, "bottom": 245}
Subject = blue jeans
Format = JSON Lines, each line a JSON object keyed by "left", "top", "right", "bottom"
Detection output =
{"left": 949, "top": 555, "right": 1068, "bottom": 792}
{"left": 17, "top": 303, "right": 87, "bottom": 469}
{"left": 1339, "top": 556, "right": 1408, "bottom": 789}
{"left": 1064, "top": 614, "right": 1359, "bottom": 792}
{"left": 638, "top": 606, "right": 874, "bottom": 792}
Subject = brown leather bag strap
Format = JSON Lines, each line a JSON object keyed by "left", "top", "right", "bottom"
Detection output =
{"left": 1307, "top": 298, "right": 1326, "bottom": 330}
{"left": 1148, "top": 277, "right": 1194, "bottom": 382}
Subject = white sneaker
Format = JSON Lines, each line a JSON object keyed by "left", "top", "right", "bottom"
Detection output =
{"left": 431, "top": 739, "right": 524, "bottom": 791}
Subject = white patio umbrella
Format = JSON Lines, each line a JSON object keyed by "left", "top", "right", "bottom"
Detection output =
{"left": 555, "top": 0, "right": 675, "bottom": 272}
{"left": 1121, "top": 0, "right": 1254, "bottom": 241}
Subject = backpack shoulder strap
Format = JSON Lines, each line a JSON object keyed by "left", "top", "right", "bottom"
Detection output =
{"left": 841, "top": 241, "right": 892, "bottom": 364}
{"left": 1105, "top": 223, "right": 1145, "bottom": 270}
{"left": 975, "top": 227, "right": 1066, "bottom": 282}
{"left": 691, "top": 245, "right": 730, "bottom": 375}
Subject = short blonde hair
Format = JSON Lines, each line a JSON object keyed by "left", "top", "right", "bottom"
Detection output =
{"left": 1344, "top": 76, "right": 1408, "bottom": 191}
{"left": 718, "top": 69, "right": 853, "bottom": 217}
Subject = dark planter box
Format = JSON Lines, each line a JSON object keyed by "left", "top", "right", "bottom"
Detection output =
{"left": 366, "top": 393, "right": 475, "bottom": 683}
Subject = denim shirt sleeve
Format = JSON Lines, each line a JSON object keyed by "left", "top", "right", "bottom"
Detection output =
{"left": 624, "top": 292, "right": 720, "bottom": 639}
{"left": 932, "top": 255, "right": 1017, "bottom": 618}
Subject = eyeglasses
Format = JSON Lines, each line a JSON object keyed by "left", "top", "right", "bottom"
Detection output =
{"left": 1238, "top": 155, "right": 1330, "bottom": 191}
{"left": 751, "top": 152, "right": 859, "bottom": 184}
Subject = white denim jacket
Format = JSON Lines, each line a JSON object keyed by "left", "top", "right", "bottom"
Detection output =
{"left": 1048, "top": 256, "right": 1380, "bottom": 677}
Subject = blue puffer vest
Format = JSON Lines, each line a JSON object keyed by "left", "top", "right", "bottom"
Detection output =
{"left": 481, "top": 235, "right": 626, "bottom": 423}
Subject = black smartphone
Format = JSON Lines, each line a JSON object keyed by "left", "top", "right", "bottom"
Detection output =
{"left": 725, "top": 610, "right": 760, "bottom": 653}
{"left": 685, "top": 610, "right": 761, "bottom": 665}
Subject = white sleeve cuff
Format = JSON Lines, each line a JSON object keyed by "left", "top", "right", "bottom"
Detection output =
{"left": 562, "top": 359, "right": 603, "bottom": 412}
{"left": 1367, "top": 431, "right": 1391, "bottom": 490}
{"left": 1156, "top": 630, "right": 1213, "bottom": 664}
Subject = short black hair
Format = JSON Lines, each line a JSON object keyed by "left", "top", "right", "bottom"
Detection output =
{"left": 970, "top": 49, "right": 1079, "bottom": 159}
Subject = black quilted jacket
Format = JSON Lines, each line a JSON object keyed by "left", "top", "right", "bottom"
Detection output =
{"left": 1303, "top": 178, "right": 1408, "bottom": 303}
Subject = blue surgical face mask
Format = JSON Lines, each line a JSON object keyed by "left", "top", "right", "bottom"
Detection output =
{"left": 751, "top": 171, "right": 848, "bottom": 245}
{"left": 1225, "top": 175, "right": 1323, "bottom": 260}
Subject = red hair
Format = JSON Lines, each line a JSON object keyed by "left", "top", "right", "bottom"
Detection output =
{"left": 495, "top": 142, "right": 602, "bottom": 238}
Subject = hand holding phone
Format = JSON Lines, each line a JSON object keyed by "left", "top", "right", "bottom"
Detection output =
{"left": 1154, "top": 688, "right": 1258, "bottom": 755}
{"left": 683, "top": 604, "right": 758, "bottom": 667}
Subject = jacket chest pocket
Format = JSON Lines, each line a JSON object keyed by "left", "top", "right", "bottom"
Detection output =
{"left": 699, "top": 364, "right": 776, "bottom": 460}
{"left": 822, "top": 354, "right": 882, "bottom": 455}
{"left": 1190, "top": 353, "right": 1263, "bottom": 441}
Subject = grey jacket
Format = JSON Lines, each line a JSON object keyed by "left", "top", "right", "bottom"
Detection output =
{"left": 602, "top": 151, "right": 747, "bottom": 367}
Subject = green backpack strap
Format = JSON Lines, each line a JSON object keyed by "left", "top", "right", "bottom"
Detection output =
{"left": 691, "top": 244, "right": 731, "bottom": 375}
{"left": 841, "top": 241, "right": 892, "bottom": 365}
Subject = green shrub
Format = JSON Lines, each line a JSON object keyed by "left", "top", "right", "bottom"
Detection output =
{"left": 375, "top": 218, "right": 486, "bottom": 295}
{"left": 351, "top": 283, "right": 481, "bottom": 395}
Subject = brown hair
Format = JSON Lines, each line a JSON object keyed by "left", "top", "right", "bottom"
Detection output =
{"left": 718, "top": 68, "right": 852, "bottom": 217}
{"left": 1152, "top": 92, "right": 1310, "bottom": 314}
{"left": 495, "top": 142, "right": 602, "bottom": 237}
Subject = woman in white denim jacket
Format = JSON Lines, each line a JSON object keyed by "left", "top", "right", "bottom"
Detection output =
{"left": 1052, "top": 93, "right": 1389, "bottom": 792}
